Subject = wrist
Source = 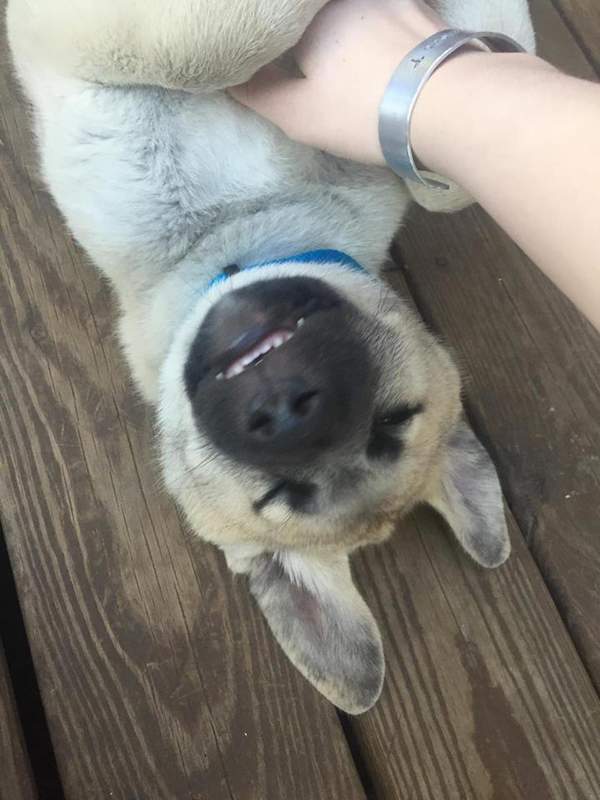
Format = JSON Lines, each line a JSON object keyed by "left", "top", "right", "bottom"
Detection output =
{"left": 409, "top": 51, "right": 556, "bottom": 179}
{"left": 348, "top": 6, "right": 445, "bottom": 166}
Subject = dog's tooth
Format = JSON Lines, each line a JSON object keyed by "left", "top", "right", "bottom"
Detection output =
{"left": 297, "top": 317, "right": 305, "bottom": 328}
{"left": 225, "top": 362, "right": 244, "bottom": 379}
{"left": 222, "top": 329, "right": 297, "bottom": 380}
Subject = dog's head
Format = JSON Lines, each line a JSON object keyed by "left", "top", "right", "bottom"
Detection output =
{"left": 159, "top": 255, "right": 509, "bottom": 713}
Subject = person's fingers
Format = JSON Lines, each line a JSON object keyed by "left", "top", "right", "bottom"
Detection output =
{"left": 229, "top": 65, "right": 317, "bottom": 145}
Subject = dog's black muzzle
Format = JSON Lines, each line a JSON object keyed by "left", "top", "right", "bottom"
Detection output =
{"left": 185, "top": 276, "right": 374, "bottom": 470}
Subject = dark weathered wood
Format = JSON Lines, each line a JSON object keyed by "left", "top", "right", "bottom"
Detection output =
{"left": 0, "top": 641, "right": 37, "bottom": 800}
{"left": 534, "top": 0, "right": 598, "bottom": 78}
{"left": 391, "top": 210, "right": 600, "bottom": 689}
{"left": 0, "top": 12, "right": 366, "bottom": 800}
{"left": 390, "top": 0, "right": 600, "bottom": 699}
{"left": 551, "top": 0, "right": 600, "bottom": 74}
{"left": 342, "top": 2, "right": 600, "bottom": 795}
{"left": 347, "top": 507, "right": 600, "bottom": 799}
{"left": 3, "top": 0, "right": 600, "bottom": 798}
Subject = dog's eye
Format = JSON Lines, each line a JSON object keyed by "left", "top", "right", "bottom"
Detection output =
{"left": 374, "top": 403, "right": 423, "bottom": 428}
{"left": 367, "top": 404, "right": 423, "bottom": 461}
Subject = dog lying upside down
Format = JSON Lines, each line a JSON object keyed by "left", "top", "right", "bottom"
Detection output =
{"left": 7, "top": 0, "right": 535, "bottom": 713}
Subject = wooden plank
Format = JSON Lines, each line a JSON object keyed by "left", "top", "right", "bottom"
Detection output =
{"left": 0, "top": 641, "right": 37, "bottom": 800}
{"left": 2, "top": 4, "right": 598, "bottom": 800}
{"left": 0, "top": 14, "right": 366, "bottom": 800}
{"left": 391, "top": 207, "right": 600, "bottom": 687}
{"left": 342, "top": 2, "right": 600, "bottom": 794}
{"left": 389, "top": 0, "right": 600, "bottom": 694}
{"left": 348, "top": 507, "right": 600, "bottom": 799}
{"left": 534, "top": 0, "right": 598, "bottom": 78}
{"left": 550, "top": 0, "right": 600, "bottom": 74}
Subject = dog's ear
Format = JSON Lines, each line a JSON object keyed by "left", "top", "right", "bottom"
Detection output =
{"left": 246, "top": 551, "right": 384, "bottom": 714}
{"left": 425, "top": 419, "right": 510, "bottom": 568}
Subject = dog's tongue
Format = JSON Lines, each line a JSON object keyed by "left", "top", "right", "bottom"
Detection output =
{"left": 219, "top": 328, "right": 294, "bottom": 380}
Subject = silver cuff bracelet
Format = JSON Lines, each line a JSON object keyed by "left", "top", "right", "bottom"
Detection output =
{"left": 378, "top": 29, "right": 526, "bottom": 190}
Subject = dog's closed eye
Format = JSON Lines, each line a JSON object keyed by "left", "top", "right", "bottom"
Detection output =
{"left": 375, "top": 403, "right": 424, "bottom": 427}
{"left": 367, "top": 403, "right": 423, "bottom": 461}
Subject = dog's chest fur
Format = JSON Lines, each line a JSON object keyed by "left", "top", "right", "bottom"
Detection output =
{"left": 25, "top": 77, "right": 407, "bottom": 398}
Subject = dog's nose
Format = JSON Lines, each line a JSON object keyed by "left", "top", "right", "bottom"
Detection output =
{"left": 212, "top": 347, "right": 364, "bottom": 468}
{"left": 244, "top": 378, "right": 330, "bottom": 457}
{"left": 186, "top": 276, "right": 375, "bottom": 469}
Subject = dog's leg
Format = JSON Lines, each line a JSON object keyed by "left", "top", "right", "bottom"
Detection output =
{"left": 7, "top": 0, "right": 329, "bottom": 91}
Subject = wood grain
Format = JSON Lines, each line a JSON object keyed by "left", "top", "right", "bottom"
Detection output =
{"left": 0, "top": 641, "right": 37, "bottom": 800}
{"left": 534, "top": 0, "right": 599, "bottom": 78}
{"left": 2, "top": 0, "right": 600, "bottom": 799}
{"left": 346, "top": 506, "right": 600, "bottom": 799}
{"left": 391, "top": 201, "right": 600, "bottom": 682}
{"left": 0, "top": 12, "right": 366, "bottom": 800}
{"left": 342, "top": 2, "right": 600, "bottom": 795}
{"left": 389, "top": 0, "right": 600, "bottom": 694}
{"left": 551, "top": 0, "right": 600, "bottom": 74}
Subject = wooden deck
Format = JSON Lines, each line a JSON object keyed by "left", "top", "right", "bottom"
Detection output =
{"left": 1, "top": 1, "right": 599, "bottom": 798}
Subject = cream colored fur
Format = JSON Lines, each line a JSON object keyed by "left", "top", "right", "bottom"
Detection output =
{"left": 8, "top": 0, "right": 535, "bottom": 211}
{"left": 7, "top": 0, "right": 329, "bottom": 90}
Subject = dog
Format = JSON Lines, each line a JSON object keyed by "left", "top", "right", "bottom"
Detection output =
{"left": 7, "top": 0, "right": 535, "bottom": 714}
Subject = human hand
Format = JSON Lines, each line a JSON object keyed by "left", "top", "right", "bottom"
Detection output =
{"left": 229, "top": 0, "right": 444, "bottom": 165}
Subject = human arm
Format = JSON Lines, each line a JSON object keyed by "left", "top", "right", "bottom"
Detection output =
{"left": 230, "top": 0, "right": 600, "bottom": 331}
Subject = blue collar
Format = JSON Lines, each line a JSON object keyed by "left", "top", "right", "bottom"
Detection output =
{"left": 206, "top": 248, "right": 366, "bottom": 290}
